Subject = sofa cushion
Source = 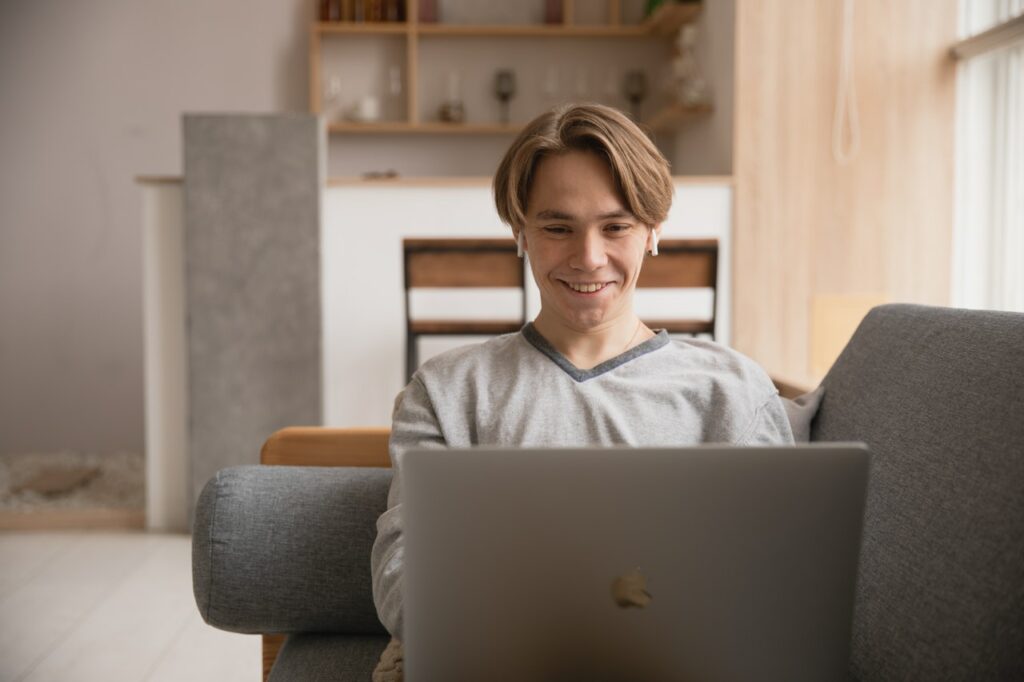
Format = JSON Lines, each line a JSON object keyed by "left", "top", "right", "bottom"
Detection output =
{"left": 813, "top": 304, "right": 1024, "bottom": 680}
{"left": 268, "top": 634, "right": 389, "bottom": 681}
{"left": 193, "top": 465, "right": 392, "bottom": 635}
{"left": 782, "top": 385, "right": 825, "bottom": 442}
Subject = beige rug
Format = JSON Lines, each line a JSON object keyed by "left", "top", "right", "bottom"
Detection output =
{"left": 0, "top": 451, "right": 144, "bottom": 529}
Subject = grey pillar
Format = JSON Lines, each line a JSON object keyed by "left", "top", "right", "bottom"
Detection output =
{"left": 183, "top": 114, "right": 323, "bottom": 523}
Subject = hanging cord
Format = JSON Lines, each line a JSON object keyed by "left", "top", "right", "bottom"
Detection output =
{"left": 832, "top": 0, "right": 861, "bottom": 165}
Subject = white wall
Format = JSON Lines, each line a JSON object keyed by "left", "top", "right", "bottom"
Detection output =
{"left": 0, "top": 0, "right": 312, "bottom": 453}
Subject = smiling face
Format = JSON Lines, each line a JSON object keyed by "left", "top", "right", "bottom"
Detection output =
{"left": 521, "top": 150, "right": 658, "bottom": 333}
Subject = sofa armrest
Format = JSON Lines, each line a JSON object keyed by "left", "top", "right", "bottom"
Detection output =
{"left": 260, "top": 426, "right": 391, "bottom": 467}
{"left": 192, "top": 464, "right": 392, "bottom": 636}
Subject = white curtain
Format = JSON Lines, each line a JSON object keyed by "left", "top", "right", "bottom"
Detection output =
{"left": 953, "top": 1, "right": 1024, "bottom": 312}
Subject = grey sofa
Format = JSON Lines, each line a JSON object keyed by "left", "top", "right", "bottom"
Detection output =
{"left": 192, "top": 304, "right": 1024, "bottom": 680}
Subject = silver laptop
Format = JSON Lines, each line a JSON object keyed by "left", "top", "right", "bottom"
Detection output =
{"left": 402, "top": 444, "right": 869, "bottom": 682}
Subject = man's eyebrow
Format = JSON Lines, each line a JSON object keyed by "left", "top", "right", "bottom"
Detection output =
{"left": 535, "top": 209, "right": 575, "bottom": 220}
{"left": 533, "top": 209, "right": 634, "bottom": 220}
{"left": 596, "top": 210, "right": 634, "bottom": 220}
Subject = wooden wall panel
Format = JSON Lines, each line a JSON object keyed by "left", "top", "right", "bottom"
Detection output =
{"left": 733, "top": 0, "right": 957, "bottom": 386}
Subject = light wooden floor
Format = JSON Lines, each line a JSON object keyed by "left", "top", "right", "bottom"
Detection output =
{"left": 0, "top": 531, "right": 260, "bottom": 682}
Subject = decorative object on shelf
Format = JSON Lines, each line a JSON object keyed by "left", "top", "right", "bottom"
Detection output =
{"left": 418, "top": 0, "right": 438, "bottom": 23}
{"left": 385, "top": 0, "right": 403, "bottom": 22}
{"left": 324, "top": 75, "right": 344, "bottom": 121}
{"left": 319, "top": 0, "right": 341, "bottom": 22}
{"left": 388, "top": 65, "right": 403, "bottom": 98}
{"left": 494, "top": 69, "right": 517, "bottom": 124}
{"left": 544, "top": 0, "right": 563, "bottom": 24}
{"left": 361, "top": 169, "right": 400, "bottom": 180}
{"left": 368, "top": 0, "right": 383, "bottom": 22}
{"left": 542, "top": 67, "right": 561, "bottom": 107}
{"left": 574, "top": 68, "right": 590, "bottom": 101}
{"left": 386, "top": 64, "right": 403, "bottom": 120}
{"left": 645, "top": 0, "right": 668, "bottom": 18}
{"left": 603, "top": 68, "right": 620, "bottom": 105}
{"left": 439, "top": 71, "right": 466, "bottom": 123}
{"left": 668, "top": 24, "right": 711, "bottom": 107}
{"left": 348, "top": 95, "right": 381, "bottom": 122}
{"left": 623, "top": 70, "right": 648, "bottom": 120}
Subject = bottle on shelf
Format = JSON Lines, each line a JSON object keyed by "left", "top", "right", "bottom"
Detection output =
{"left": 545, "top": 0, "right": 564, "bottom": 24}
{"left": 384, "top": 0, "right": 403, "bottom": 22}
{"left": 368, "top": 0, "right": 384, "bottom": 22}
{"left": 418, "top": 0, "right": 438, "bottom": 23}
{"left": 318, "top": 0, "right": 341, "bottom": 21}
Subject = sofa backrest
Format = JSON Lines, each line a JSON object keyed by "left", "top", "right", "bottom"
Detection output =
{"left": 812, "top": 303, "right": 1024, "bottom": 680}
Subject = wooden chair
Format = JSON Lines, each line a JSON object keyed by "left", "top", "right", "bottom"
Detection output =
{"left": 636, "top": 238, "right": 719, "bottom": 339}
{"left": 403, "top": 238, "right": 526, "bottom": 382}
{"left": 258, "top": 426, "right": 391, "bottom": 682}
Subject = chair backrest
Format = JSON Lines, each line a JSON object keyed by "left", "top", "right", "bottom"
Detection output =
{"left": 636, "top": 238, "right": 718, "bottom": 337}
{"left": 813, "top": 304, "right": 1024, "bottom": 681}
{"left": 403, "top": 238, "right": 527, "bottom": 381}
{"left": 404, "top": 238, "right": 524, "bottom": 289}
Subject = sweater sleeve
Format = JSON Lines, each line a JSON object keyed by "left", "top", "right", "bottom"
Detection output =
{"left": 370, "top": 376, "right": 446, "bottom": 640}
{"left": 738, "top": 390, "right": 795, "bottom": 445}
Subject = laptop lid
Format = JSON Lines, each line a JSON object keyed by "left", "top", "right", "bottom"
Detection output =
{"left": 403, "top": 444, "right": 869, "bottom": 682}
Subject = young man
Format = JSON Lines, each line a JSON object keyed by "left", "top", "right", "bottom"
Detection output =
{"left": 370, "top": 104, "right": 792, "bottom": 676}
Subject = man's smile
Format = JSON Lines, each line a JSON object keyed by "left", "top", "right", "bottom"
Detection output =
{"left": 561, "top": 281, "right": 613, "bottom": 294}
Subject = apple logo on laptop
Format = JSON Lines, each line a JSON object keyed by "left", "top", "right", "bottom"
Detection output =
{"left": 611, "top": 567, "right": 652, "bottom": 608}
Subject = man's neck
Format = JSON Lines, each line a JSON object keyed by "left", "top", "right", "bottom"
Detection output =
{"left": 532, "top": 311, "right": 652, "bottom": 370}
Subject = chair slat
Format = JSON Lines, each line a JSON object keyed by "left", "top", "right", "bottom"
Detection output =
{"left": 638, "top": 241, "right": 718, "bottom": 288}
{"left": 642, "top": 319, "right": 716, "bottom": 334}
{"left": 406, "top": 247, "right": 523, "bottom": 288}
{"left": 409, "top": 320, "right": 524, "bottom": 334}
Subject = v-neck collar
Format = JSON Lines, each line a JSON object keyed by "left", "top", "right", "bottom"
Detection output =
{"left": 521, "top": 322, "right": 670, "bottom": 383}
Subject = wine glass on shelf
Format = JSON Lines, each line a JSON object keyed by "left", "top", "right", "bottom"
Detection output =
{"left": 574, "top": 68, "right": 589, "bottom": 102}
{"left": 324, "top": 75, "right": 344, "bottom": 122}
{"left": 623, "top": 70, "right": 648, "bottom": 121}
{"left": 542, "top": 67, "right": 560, "bottom": 107}
{"left": 494, "top": 69, "right": 517, "bottom": 125}
{"left": 387, "top": 65, "right": 402, "bottom": 119}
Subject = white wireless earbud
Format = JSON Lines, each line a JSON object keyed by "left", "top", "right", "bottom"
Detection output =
{"left": 650, "top": 230, "right": 659, "bottom": 256}
{"left": 517, "top": 231, "right": 525, "bottom": 258}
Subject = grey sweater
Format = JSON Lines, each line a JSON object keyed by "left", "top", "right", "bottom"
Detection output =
{"left": 371, "top": 324, "right": 794, "bottom": 638}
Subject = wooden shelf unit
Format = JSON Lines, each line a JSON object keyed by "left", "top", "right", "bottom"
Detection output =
{"left": 311, "top": 1, "right": 706, "bottom": 134}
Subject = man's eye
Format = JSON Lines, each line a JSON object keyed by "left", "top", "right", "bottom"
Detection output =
{"left": 543, "top": 225, "right": 570, "bottom": 235}
{"left": 606, "top": 224, "right": 632, "bottom": 233}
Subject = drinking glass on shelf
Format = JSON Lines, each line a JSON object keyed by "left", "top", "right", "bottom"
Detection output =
{"left": 604, "top": 68, "right": 619, "bottom": 103}
{"left": 623, "top": 70, "right": 648, "bottom": 121}
{"left": 542, "top": 67, "right": 560, "bottom": 107}
{"left": 387, "top": 65, "right": 403, "bottom": 119}
{"left": 574, "top": 68, "right": 591, "bottom": 102}
{"left": 494, "top": 69, "right": 517, "bottom": 125}
{"left": 439, "top": 71, "right": 466, "bottom": 123}
{"left": 324, "top": 75, "right": 344, "bottom": 121}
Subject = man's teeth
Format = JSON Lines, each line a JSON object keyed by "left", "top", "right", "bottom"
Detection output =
{"left": 567, "top": 282, "right": 605, "bottom": 293}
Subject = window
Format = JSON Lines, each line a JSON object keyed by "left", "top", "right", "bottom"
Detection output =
{"left": 952, "top": 0, "right": 1024, "bottom": 312}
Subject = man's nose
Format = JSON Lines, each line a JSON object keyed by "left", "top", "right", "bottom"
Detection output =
{"left": 572, "top": 230, "right": 608, "bottom": 271}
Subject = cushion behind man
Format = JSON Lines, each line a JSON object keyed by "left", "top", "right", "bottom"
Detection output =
{"left": 813, "top": 304, "right": 1024, "bottom": 681}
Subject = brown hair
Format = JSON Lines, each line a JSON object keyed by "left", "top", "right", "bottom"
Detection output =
{"left": 493, "top": 103, "right": 673, "bottom": 229}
